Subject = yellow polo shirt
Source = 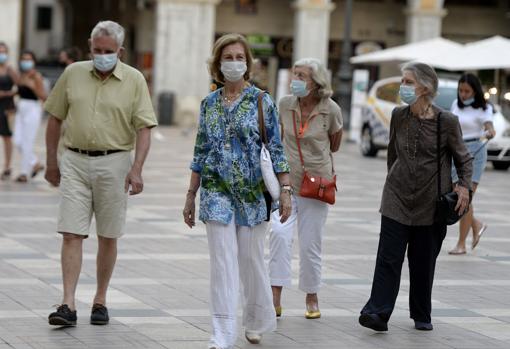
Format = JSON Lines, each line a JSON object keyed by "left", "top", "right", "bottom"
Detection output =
{"left": 44, "top": 61, "right": 157, "bottom": 151}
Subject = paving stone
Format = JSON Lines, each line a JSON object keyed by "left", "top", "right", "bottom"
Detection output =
{"left": 0, "top": 124, "right": 509, "bottom": 348}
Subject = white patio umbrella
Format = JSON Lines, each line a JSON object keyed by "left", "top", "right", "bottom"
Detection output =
{"left": 454, "top": 35, "right": 510, "bottom": 70}
{"left": 349, "top": 37, "right": 463, "bottom": 66}
{"left": 409, "top": 36, "right": 510, "bottom": 71}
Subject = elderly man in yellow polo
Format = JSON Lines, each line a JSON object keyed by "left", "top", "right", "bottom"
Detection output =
{"left": 44, "top": 20, "right": 157, "bottom": 326}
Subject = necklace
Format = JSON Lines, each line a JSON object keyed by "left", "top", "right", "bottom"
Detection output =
{"left": 222, "top": 90, "right": 242, "bottom": 104}
{"left": 411, "top": 103, "right": 432, "bottom": 119}
{"left": 405, "top": 113, "right": 424, "bottom": 160}
{"left": 405, "top": 104, "right": 432, "bottom": 159}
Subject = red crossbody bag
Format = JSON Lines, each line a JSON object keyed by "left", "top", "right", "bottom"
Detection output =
{"left": 292, "top": 111, "right": 337, "bottom": 204}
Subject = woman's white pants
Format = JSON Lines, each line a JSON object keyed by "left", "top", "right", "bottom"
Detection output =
{"left": 206, "top": 219, "right": 276, "bottom": 349}
{"left": 13, "top": 99, "right": 42, "bottom": 176}
{"left": 269, "top": 195, "right": 329, "bottom": 293}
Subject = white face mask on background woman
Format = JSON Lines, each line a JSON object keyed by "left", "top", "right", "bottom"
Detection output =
{"left": 461, "top": 97, "right": 475, "bottom": 106}
{"left": 221, "top": 61, "right": 247, "bottom": 82}
{"left": 20, "top": 60, "right": 34, "bottom": 72}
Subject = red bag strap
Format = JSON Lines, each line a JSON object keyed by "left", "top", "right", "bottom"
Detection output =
{"left": 258, "top": 92, "right": 268, "bottom": 145}
{"left": 292, "top": 111, "right": 306, "bottom": 171}
{"left": 292, "top": 110, "right": 336, "bottom": 175}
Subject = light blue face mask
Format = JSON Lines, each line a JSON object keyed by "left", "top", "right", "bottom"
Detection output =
{"left": 290, "top": 79, "right": 309, "bottom": 98}
{"left": 20, "top": 60, "right": 34, "bottom": 71}
{"left": 462, "top": 97, "right": 475, "bottom": 106}
{"left": 399, "top": 84, "right": 417, "bottom": 105}
{"left": 0, "top": 53, "right": 8, "bottom": 64}
{"left": 93, "top": 53, "right": 118, "bottom": 72}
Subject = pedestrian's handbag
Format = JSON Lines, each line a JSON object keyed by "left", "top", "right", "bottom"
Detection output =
{"left": 258, "top": 92, "right": 280, "bottom": 220}
{"left": 292, "top": 111, "right": 337, "bottom": 205}
{"left": 434, "top": 112, "right": 471, "bottom": 225}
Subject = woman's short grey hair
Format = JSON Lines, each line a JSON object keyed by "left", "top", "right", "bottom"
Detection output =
{"left": 294, "top": 58, "right": 333, "bottom": 99}
{"left": 401, "top": 62, "right": 438, "bottom": 99}
{"left": 90, "top": 21, "right": 125, "bottom": 47}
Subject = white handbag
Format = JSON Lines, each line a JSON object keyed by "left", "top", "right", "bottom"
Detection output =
{"left": 260, "top": 143, "right": 280, "bottom": 200}
{"left": 258, "top": 92, "right": 280, "bottom": 201}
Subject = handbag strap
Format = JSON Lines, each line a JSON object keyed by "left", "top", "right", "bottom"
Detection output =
{"left": 291, "top": 109, "right": 336, "bottom": 174}
{"left": 258, "top": 92, "right": 268, "bottom": 145}
{"left": 292, "top": 111, "right": 306, "bottom": 171}
{"left": 436, "top": 111, "right": 442, "bottom": 200}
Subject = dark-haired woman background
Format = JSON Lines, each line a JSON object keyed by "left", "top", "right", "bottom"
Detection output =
{"left": 449, "top": 73, "right": 495, "bottom": 255}
{"left": 0, "top": 42, "right": 18, "bottom": 180}
{"left": 13, "top": 50, "right": 46, "bottom": 183}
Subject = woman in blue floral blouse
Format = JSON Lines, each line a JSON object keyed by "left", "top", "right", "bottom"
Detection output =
{"left": 183, "top": 33, "right": 291, "bottom": 349}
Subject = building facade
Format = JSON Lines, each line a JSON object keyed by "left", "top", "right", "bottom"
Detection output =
{"left": 1, "top": 0, "right": 509, "bottom": 125}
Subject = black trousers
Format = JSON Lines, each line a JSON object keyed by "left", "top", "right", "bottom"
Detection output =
{"left": 361, "top": 215, "right": 447, "bottom": 323}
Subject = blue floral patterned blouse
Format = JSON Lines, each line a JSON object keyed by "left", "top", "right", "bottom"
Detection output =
{"left": 190, "top": 85, "right": 289, "bottom": 227}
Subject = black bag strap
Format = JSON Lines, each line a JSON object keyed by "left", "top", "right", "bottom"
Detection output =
{"left": 436, "top": 111, "right": 442, "bottom": 200}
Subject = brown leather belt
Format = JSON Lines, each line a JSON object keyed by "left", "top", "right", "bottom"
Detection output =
{"left": 68, "top": 147, "right": 123, "bottom": 157}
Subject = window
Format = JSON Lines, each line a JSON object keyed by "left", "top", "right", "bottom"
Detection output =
{"left": 376, "top": 82, "right": 400, "bottom": 103}
{"left": 236, "top": 0, "right": 257, "bottom": 15}
{"left": 36, "top": 6, "right": 52, "bottom": 30}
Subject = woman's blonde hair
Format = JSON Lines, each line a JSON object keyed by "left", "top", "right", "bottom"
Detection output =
{"left": 294, "top": 58, "right": 333, "bottom": 99}
{"left": 208, "top": 33, "right": 254, "bottom": 84}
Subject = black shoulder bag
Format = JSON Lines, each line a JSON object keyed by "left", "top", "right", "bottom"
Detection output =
{"left": 434, "top": 112, "right": 469, "bottom": 225}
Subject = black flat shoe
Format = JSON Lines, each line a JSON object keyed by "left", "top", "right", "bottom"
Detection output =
{"left": 1, "top": 169, "right": 11, "bottom": 180}
{"left": 90, "top": 303, "right": 109, "bottom": 325}
{"left": 48, "top": 304, "right": 77, "bottom": 326}
{"left": 359, "top": 313, "right": 388, "bottom": 331}
{"left": 414, "top": 320, "right": 433, "bottom": 331}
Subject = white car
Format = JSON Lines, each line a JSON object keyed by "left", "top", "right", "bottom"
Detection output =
{"left": 360, "top": 76, "right": 510, "bottom": 171}
{"left": 487, "top": 105, "right": 510, "bottom": 170}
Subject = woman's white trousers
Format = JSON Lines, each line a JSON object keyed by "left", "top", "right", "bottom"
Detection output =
{"left": 269, "top": 195, "right": 329, "bottom": 293}
{"left": 206, "top": 219, "right": 276, "bottom": 349}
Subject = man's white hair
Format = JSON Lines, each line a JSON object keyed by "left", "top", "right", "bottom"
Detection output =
{"left": 90, "top": 21, "right": 125, "bottom": 47}
{"left": 294, "top": 58, "right": 333, "bottom": 99}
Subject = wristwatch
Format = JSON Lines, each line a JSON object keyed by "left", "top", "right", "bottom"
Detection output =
{"left": 280, "top": 184, "right": 293, "bottom": 195}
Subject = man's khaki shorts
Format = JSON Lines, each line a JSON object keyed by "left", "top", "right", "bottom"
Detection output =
{"left": 58, "top": 149, "right": 132, "bottom": 238}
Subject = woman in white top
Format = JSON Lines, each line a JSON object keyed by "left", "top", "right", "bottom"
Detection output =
{"left": 449, "top": 73, "right": 495, "bottom": 255}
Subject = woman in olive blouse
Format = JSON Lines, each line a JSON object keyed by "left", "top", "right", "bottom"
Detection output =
{"left": 359, "top": 62, "right": 472, "bottom": 332}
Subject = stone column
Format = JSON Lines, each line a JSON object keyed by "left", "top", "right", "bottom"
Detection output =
{"left": 0, "top": 0, "right": 22, "bottom": 63}
{"left": 405, "top": 0, "right": 447, "bottom": 43}
{"left": 153, "top": 0, "right": 221, "bottom": 126}
{"left": 292, "top": 0, "right": 335, "bottom": 65}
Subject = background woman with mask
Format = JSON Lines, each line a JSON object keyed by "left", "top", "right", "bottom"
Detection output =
{"left": 269, "top": 58, "right": 343, "bottom": 320}
{"left": 448, "top": 73, "right": 495, "bottom": 255}
{"left": 0, "top": 42, "right": 18, "bottom": 180}
{"left": 183, "top": 33, "right": 292, "bottom": 349}
{"left": 14, "top": 50, "right": 46, "bottom": 182}
{"left": 359, "top": 62, "right": 472, "bottom": 332}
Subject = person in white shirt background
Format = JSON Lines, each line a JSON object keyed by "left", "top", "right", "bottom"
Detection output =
{"left": 449, "top": 73, "right": 496, "bottom": 255}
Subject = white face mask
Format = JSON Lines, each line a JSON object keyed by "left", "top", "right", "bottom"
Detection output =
{"left": 93, "top": 53, "right": 118, "bottom": 72}
{"left": 220, "top": 61, "right": 247, "bottom": 82}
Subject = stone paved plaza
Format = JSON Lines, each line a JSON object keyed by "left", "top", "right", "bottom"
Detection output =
{"left": 1, "top": 122, "right": 510, "bottom": 349}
